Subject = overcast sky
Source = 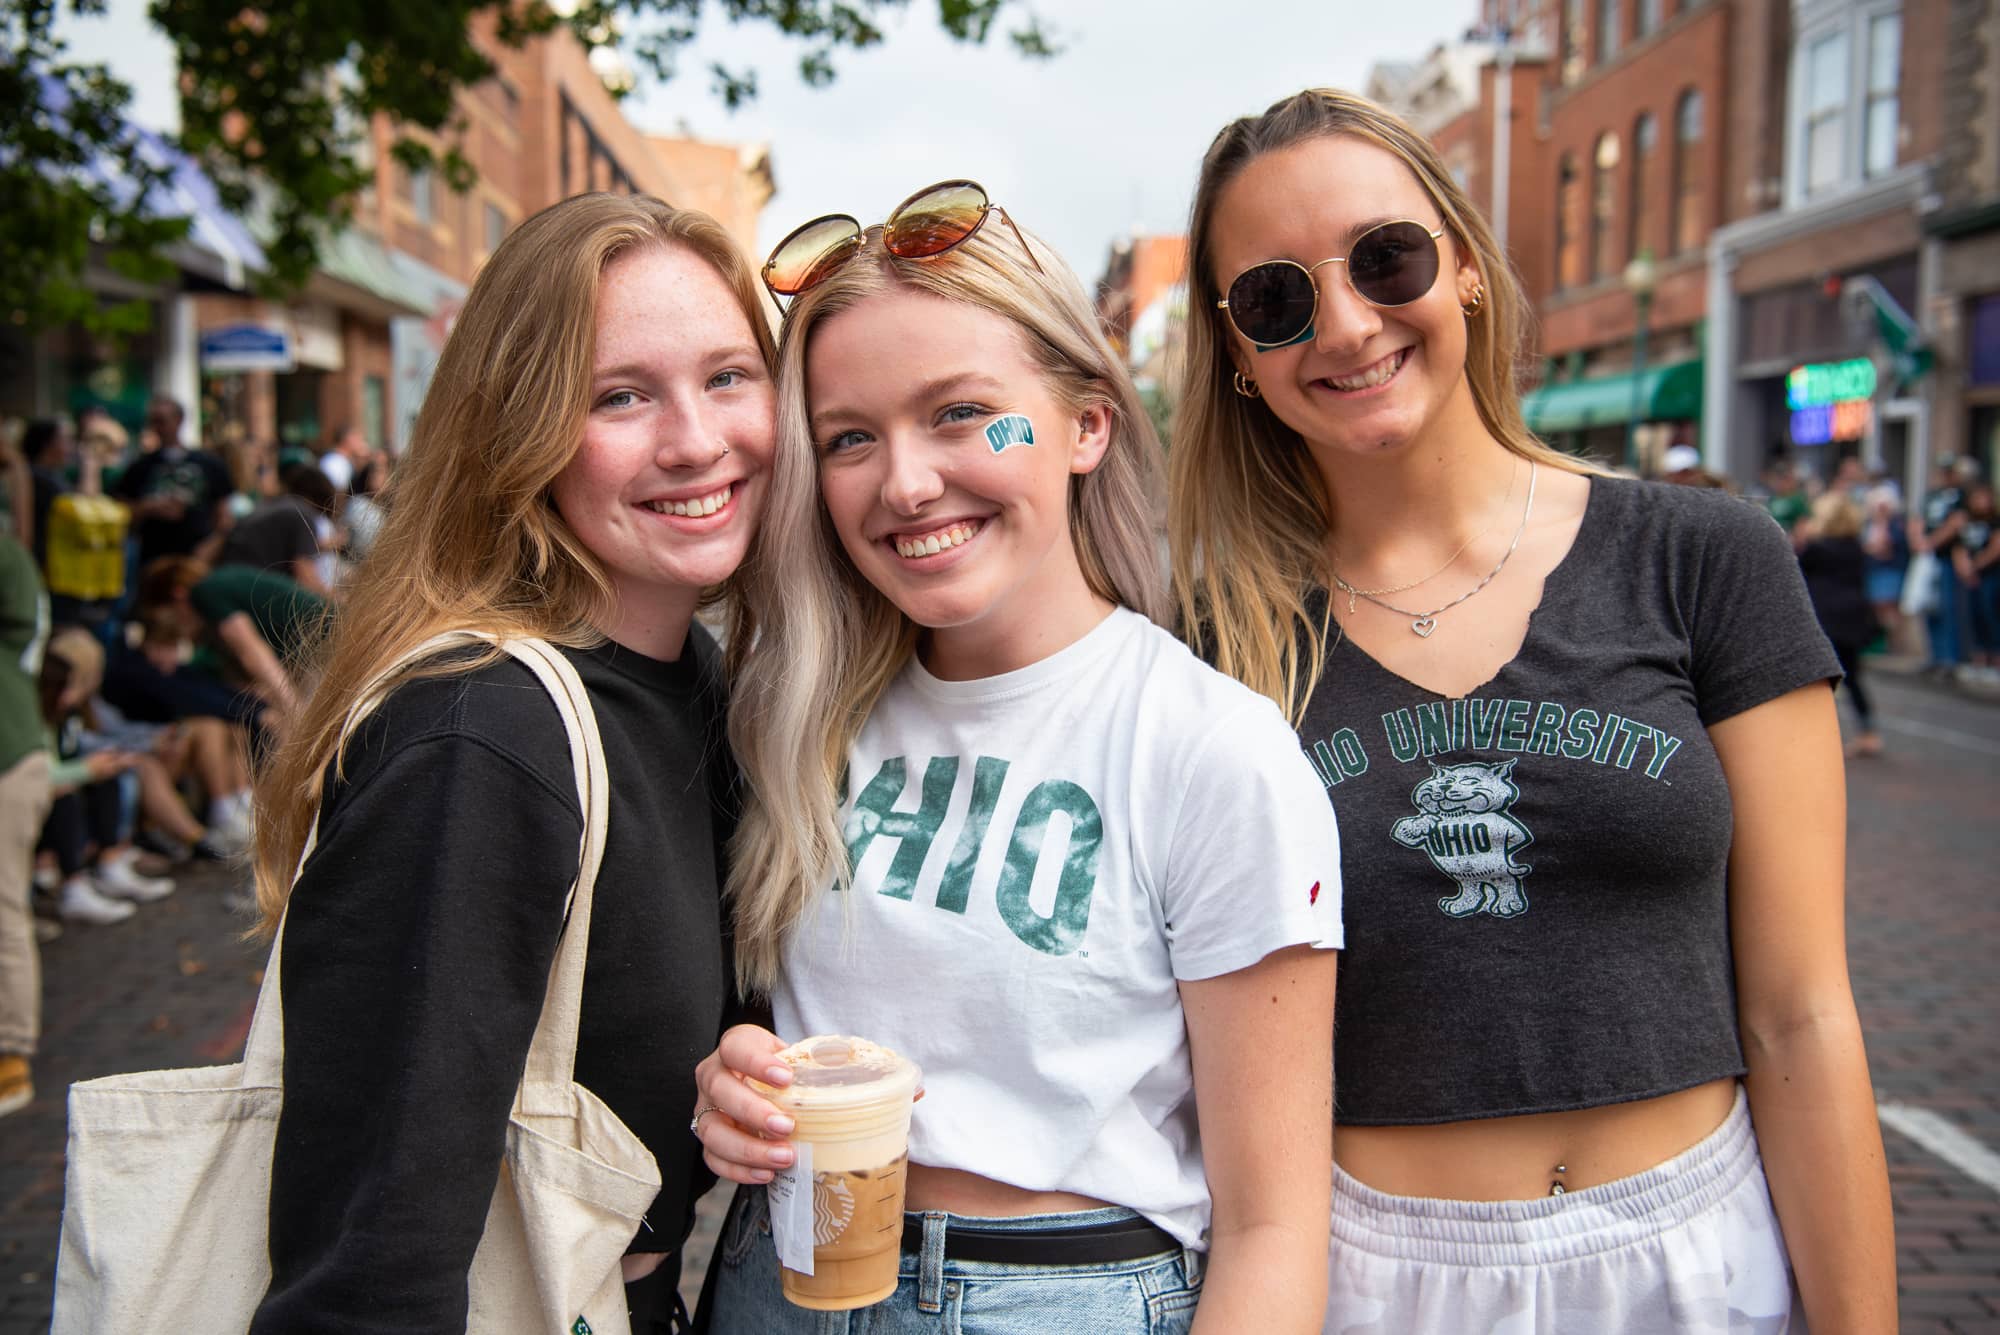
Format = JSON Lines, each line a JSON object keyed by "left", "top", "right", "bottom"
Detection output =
{"left": 60, "top": 0, "right": 1473, "bottom": 288}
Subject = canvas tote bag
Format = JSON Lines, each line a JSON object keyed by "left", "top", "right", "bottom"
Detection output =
{"left": 53, "top": 635, "right": 663, "bottom": 1335}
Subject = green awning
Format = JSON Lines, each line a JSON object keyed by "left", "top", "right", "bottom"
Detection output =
{"left": 1522, "top": 359, "right": 1703, "bottom": 434}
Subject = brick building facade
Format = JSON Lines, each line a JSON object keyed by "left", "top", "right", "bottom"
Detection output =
{"left": 1373, "top": 0, "right": 1961, "bottom": 484}
{"left": 194, "top": 16, "right": 775, "bottom": 461}
{"left": 1928, "top": 0, "right": 2000, "bottom": 480}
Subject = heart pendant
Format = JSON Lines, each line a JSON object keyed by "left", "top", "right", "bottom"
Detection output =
{"left": 1411, "top": 617, "right": 1438, "bottom": 638}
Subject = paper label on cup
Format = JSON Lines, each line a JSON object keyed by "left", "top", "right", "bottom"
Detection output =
{"left": 767, "top": 1140, "right": 816, "bottom": 1276}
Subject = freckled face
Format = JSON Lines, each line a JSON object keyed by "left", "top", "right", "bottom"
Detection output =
{"left": 549, "top": 244, "right": 776, "bottom": 631}
{"left": 806, "top": 288, "right": 1109, "bottom": 643}
{"left": 1209, "top": 135, "right": 1482, "bottom": 461}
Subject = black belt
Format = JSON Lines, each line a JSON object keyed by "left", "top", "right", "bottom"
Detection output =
{"left": 899, "top": 1213, "right": 1180, "bottom": 1265}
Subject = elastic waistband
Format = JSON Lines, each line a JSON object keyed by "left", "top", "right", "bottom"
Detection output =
{"left": 1331, "top": 1086, "right": 1761, "bottom": 1265}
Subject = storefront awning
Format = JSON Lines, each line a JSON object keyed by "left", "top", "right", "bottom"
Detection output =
{"left": 304, "top": 225, "right": 429, "bottom": 322}
{"left": 1522, "top": 359, "right": 1703, "bottom": 434}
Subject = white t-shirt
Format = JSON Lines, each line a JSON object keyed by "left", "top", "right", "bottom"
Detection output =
{"left": 773, "top": 607, "right": 1342, "bottom": 1248}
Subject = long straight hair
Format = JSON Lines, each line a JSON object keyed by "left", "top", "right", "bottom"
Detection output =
{"left": 1170, "top": 88, "right": 1601, "bottom": 722}
{"left": 727, "top": 226, "right": 1166, "bottom": 994}
{"left": 251, "top": 194, "right": 776, "bottom": 934}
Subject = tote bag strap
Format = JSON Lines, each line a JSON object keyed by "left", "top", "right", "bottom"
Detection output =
{"left": 493, "top": 638, "right": 610, "bottom": 1112}
{"left": 239, "top": 633, "right": 608, "bottom": 1103}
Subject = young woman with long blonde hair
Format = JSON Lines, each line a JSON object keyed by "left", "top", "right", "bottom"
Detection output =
{"left": 1172, "top": 88, "right": 1894, "bottom": 1332}
{"left": 246, "top": 193, "right": 775, "bottom": 1334}
{"left": 688, "top": 182, "right": 1341, "bottom": 1333}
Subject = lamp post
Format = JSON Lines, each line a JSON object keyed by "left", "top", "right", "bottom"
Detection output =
{"left": 1623, "top": 249, "right": 1658, "bottom": 473}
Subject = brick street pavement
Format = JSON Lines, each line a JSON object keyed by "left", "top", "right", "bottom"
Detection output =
{"left": 0, "top": 671, "right": 1995, "bottom": 1332}
{"left": 1845, "top": 676, "right": 2000, "bottom": 1334}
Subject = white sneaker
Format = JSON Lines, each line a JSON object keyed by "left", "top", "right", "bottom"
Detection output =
{"left": 95, "top": 853, "right": 176, "bottom": 903}
{"left": 206, "top": 800, "right": 254, "bottom": 856}
{"left": 59, "top": 876, "right": 136, "bottom": 924}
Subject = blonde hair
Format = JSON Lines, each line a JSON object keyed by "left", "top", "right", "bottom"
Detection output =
{"left": 1170, "top": 88, "right": 1601, "bottom": 723}
{"left": 47, "top": 627, "right": 105, "bottom": 701}
{"left": 727, "top": 225, "right": 1166, "bottom": 994}
{"left": 1810, "top": 490, "right": 1863, "bottom": 539}
{"left": 251, "top": 193, "right": 776, "bottom": 935}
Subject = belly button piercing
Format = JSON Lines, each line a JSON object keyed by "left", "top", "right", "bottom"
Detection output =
{"left": 1550, "top": 1163, "right": 1567, "bottom": 1197}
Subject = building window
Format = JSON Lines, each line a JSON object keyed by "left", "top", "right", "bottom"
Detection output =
{"left": 1597, "top": 0, "right": 1620, "bottom": 63}
{"left": 1636, "top": 0, "right": 1662, "bottom": 38}
{"left": 1629, "top": 112, "right": 1657, "bottom": 261}
{"left": 1563, "top": 0, "right": 1588, "bottom": 83}
{"left": 484, "top": 203, "right": 508, "bottom": 254}
{"left": 1590, "top": 131, "right": 1621, "bottom": 281}
{"left": 1671, "top": 89, "right": 1703, "bottom": 253}
{"left": 1864, "top": 13, "right": 1901, "bottom": 177}
{"left": 496, "top": 77, "right": 521, "bottom": 124}
{"left": 1556, "top": 153, "right": 1585, "bottom": 291}
{"left": 405, "top": 162, "right": 435, "bottom": 225}
{"left": 1786, "top": 5, "right": 1903, "bottom": 204}
{"left": 1803, "top": 31, "right": 1850, "bottom": 197}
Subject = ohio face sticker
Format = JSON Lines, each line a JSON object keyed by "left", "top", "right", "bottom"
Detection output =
{"left": 984, "top": 414, "right": 1035, "bottom": 453}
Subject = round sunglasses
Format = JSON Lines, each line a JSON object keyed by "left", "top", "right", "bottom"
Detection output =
{"left": 762, "top": 179, "right": 1043, "bottom": 303}
{"left": 1216, "top": 220, "right": 1447, "bottom": 348}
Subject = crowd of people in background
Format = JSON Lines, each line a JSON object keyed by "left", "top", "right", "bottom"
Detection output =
{"left": 1658, "top": 446, "right": 2000, "bottom": 754}
{"left": 0, "top": 397, "right": 383, "bottom": 1117}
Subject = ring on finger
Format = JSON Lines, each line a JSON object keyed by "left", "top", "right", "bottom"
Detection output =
{"left": 689, "top": 1104, "right": 723, "bottom": 1135}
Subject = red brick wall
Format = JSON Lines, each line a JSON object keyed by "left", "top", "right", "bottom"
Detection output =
{"left": 1534, "top": 2, "right": 1731, "bottom": 355}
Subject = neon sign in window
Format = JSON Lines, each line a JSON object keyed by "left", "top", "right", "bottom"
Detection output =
{"left": 1787, "top": 358, "right": 1875, "bottom": 445}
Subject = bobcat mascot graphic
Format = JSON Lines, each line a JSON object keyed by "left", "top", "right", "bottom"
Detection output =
{"left": 1390, "top": 759, "right": 1535, "bottom": 919}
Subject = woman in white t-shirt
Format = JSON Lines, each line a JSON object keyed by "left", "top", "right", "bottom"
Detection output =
{"left": 691, "top": 182, "right": 1343, "bottom": 1333}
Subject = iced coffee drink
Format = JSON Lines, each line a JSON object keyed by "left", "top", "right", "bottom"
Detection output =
{"left": 754, "top": 1036, "right": 921, "bottom": 1311}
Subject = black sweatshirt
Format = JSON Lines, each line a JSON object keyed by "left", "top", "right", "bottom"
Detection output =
{"left": 253, "top": 634, "right": 735, "bottom": 1335}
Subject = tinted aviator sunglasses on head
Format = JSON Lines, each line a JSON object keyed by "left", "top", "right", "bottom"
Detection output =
{"left": 1217, "top": 220, "right": 1447, "bottom": 348}
{"left": 762, "top": 179, "right": 1044, "bottom": 304}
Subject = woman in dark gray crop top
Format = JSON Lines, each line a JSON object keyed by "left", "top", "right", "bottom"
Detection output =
{"left": 1168, "top": 88, "right": 1894, "bottom": 1334}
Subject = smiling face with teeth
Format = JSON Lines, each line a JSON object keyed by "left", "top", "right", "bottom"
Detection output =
{"left": 549, "top": 243, "right": 775, "bottom": 659}
{"left": 806, "top": 288, "right": 1116, "bottom": 678}
{"left": 1209, "top": 135, "right": 1488, "bottom": 467}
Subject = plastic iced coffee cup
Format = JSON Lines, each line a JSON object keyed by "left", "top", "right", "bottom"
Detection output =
{"left": 751, "top": 1035, "right": 922, "bottom": 1311}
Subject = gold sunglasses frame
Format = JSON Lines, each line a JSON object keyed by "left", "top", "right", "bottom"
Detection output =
{"left": 1215, "top": 221, "right": 1447, "bottom": 346}
{"left": 761, "top": 178, "right": 1045, "bottom": 311}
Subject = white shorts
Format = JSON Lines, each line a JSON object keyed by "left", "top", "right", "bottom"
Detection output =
{"left": 1326, "top": 1087, "right": 1804, "bottom": 1334}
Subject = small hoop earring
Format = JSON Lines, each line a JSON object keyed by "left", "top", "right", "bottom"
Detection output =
{"left": 1232, "top": 371, "right": 1261, "bottom": 399}
{"left": 1461, "top": 283, "right": 1486, "bottom": 317}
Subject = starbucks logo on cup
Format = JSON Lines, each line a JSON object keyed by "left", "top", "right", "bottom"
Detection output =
{"left": 812, "top": 1174, "right": 856, "bottom": 1246}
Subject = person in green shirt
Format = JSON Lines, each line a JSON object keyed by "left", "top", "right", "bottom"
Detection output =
{"left": 1762, "top": 460, "right": 1812, "bottom": 536}
{"left": 137, "top": 556, "right": 329, "bottom": 741}
{"left": 0, "top": 536, "right": 53, "bottom": 1117}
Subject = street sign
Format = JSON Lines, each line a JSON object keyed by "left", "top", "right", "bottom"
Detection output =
{"left": 198, "top": 323, "right": 295, "bottom": 374}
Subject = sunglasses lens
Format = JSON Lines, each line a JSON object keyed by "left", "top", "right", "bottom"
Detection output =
{"left": 1227, "top": 263, "right": 1317, "bottom": 346}
{"left": 765, "top": 216, "right": 864, "bottom": 296}
{"left": 886, "top": 181, "right": 988, "bottom": 258}
{"left": 1348, "top": 221, "right": 1441, "bottom": 306}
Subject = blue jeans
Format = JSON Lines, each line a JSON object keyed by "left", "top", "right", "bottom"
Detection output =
{"left": 704, "top": 1186, "right": 1203, "bottom": 1334}
{"left": 1927, "top": 572, "right": 1966, "bottom": 666}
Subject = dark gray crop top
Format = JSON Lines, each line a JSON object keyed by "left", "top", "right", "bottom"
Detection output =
{"left": 1297, "top": 478, "right": 1840, "bottom": 1125}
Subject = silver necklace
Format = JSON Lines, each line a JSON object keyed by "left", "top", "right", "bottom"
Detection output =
{"left": 1332, "top": 460, "right": 1539, "bottom": 638}
{"left": 1330, "top": 459, "right": 1518, "bottom": 603}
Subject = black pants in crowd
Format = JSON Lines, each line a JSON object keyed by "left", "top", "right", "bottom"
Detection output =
{"left": 38, "top": 780, "right": 122, "bottom": 877}
{"left": 1831, "top": 640, "right": 1874, "bottom": 727}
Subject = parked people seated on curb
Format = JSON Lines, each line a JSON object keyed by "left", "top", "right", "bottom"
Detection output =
{"left": 44, "top": 628, "right": 248, "bottom": 863}
{"left": 217, "top": 464, "right": 339, "bottom": 597}
{"left": 135, "top": 555, "right": 328, "bottom": 744}
{"left": 36, "top": 650, "right": 168, "bottom": 926}
{"left": 0, "top": 535, "right": 54, "bottom": 1119}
